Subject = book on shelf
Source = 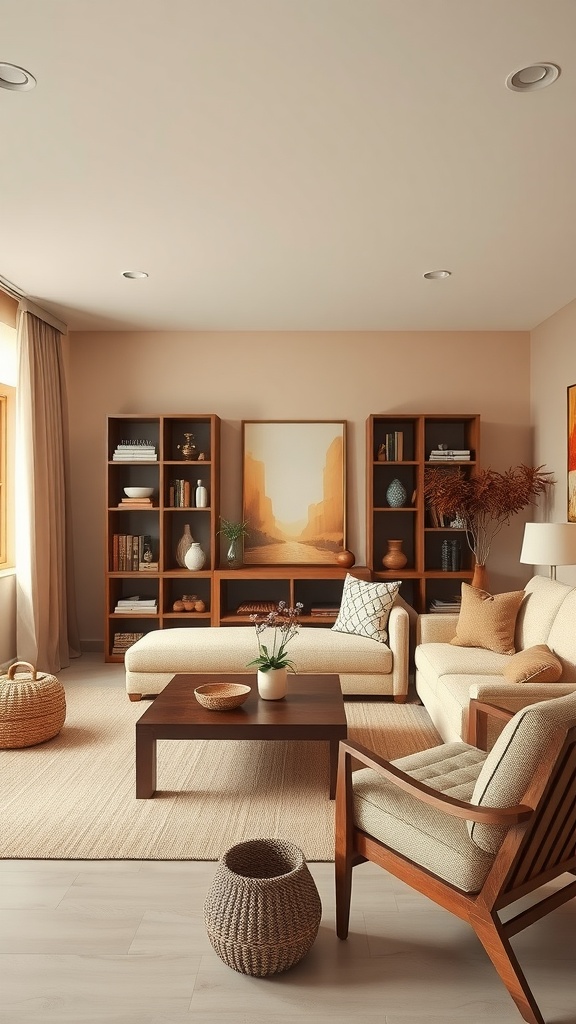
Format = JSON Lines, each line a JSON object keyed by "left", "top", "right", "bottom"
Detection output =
{"left": 118, "top": 497, "right": 154, "bottom": 507}
{"left": 114, "top": 602, "right": 157, "bottom": 613}
{"left": 111, "top": 534, "right": 156, "bottom": 571}
{"left": 429, "top": 597, "right": 462, "bottom": 613}
{"left": 138, "top": 561, "right": 159, "bottom": 571}
{"left": 169, "top": 479, "right": 192, "bottom": 507}
{"left": 310, "top": 604, "right": 340, "bottom": 617}
{"left": 429, "top": 449, "right": 471, "bottom": 461}
{"left": 377, "top": 431, "right": 404, "bottom": 462}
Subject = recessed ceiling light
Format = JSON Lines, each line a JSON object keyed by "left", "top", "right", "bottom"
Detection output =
{"left": 0, "top": 62, "right": 36, "bottom": 91}
{"left": 423, "top": 270, "right": 451, "bottom": 280}
{"left": 122, "top": 271, "right": 149, "bottom": 279}
{"left": 505, "top": 63, "right": 560, "bottom": 92}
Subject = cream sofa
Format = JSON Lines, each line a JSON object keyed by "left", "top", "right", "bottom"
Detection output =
{"left": 415, "top": 575, "right": 576, "bottom": 742}
{"left": 125, "top": 600, "right": 410, "bottom": 701}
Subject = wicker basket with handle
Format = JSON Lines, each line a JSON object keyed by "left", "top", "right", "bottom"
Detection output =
{"left": 0, "top": 661, "right": 66, "bottom": 749}
{"left": 204, "top": 838, "right": 322, "bottom": 976}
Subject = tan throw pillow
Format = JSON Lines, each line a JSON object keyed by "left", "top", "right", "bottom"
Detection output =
{"left": 450, "top": 583, "right": 524, "bottom": 655}
{"left": 502, "top": 644, "right": 563, "bottom": 684}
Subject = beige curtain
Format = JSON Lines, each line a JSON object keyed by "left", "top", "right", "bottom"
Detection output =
{"left": 16, "top": 310, "right": 79, "bottom": 672}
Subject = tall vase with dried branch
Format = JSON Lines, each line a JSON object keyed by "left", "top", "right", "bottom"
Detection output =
{"left": 423, "top": 464, "right": 552, "bottom": 587}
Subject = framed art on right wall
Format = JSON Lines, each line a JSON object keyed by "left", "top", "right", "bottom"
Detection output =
{"left": 569, "top": 383, "right": 576, "bottom": 522}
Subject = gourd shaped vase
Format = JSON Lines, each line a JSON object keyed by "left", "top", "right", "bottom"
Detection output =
{"left": 184, "top": 542, "right": 206, "bottom": 572}
{"left": 176, "top": 524, "right": 194, "bottom": 567}
{"left": 382, "top": 539, "right": 407, "bottom": 570}
{"left": 386, "top": 478, "right": 407, "bottom": 508}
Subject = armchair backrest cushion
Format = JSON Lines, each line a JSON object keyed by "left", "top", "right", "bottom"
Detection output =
{"left": 468, "top": 691, "right": 576, "bottom": 854}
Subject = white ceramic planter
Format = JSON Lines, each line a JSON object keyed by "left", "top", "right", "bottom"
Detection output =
{"left": 257, "top": 667, "right": 288, "bottom": 700}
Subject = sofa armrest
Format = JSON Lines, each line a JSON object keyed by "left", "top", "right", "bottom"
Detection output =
{"left": 387, "top": 601, "right": 410, "bottom": 700}
{"left": 417, "top": 613, "right": 458, "bottom": 645}
{"left": 469, "top": 680, "right": 576, "bottom": 714}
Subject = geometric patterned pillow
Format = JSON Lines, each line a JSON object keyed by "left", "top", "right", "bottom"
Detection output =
{"left": 332, "top": 574, "right": 401, "bottom": 644}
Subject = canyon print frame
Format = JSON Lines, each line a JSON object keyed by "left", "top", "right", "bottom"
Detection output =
{"left": 241, "top": 420, "right": 346, "bottom": 565}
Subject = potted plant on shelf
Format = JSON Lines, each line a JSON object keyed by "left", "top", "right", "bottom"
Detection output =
{"left": 218, "top": 517, "right": 250, "bottom": 568}
{"left": 423, "top": 464, "right": 552, "bottom": 588}
{"left": 247, "top": 601, "right": 304, "bottom": 700}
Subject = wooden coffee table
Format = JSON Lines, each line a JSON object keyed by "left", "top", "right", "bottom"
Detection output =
{"left": 135, "top": 672, "right": 347, "bottom": 800}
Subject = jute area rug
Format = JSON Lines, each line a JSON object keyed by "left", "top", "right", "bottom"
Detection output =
{"left": 0, "top": 685, "right": 441, "bottom": 861}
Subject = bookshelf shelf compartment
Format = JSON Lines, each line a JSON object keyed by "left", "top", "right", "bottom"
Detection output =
{"left": 367, "top": 414, "right": 480, "bottom": 613}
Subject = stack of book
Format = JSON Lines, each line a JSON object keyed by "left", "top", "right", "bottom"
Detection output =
{"left": 429, "top": 449, "right": 471, "bottom": 461}
{"left": 112, "top": 534, "right": 157, "bottom": 571}
{"left": 429, "top": 597, "right": 462, "bottom": 614}
{"left": 114, "top": 597, "right": 158, "bottom": 614}
{"left": 377, "top": 431, "right": 404, "bottom": 461}
{"left": 112, "top": 631, "right": 145, "bottom": 655}
{"left": 112, "top": 440, "right": 157, "bottom": 461}
{"left": 310, "top": 604, "right": 340, "bottom": 618}
{"left": 168, "top": 480, "right": 191, "bottom": 507}
{"left": 117, "top": 496, "right": 155, "bottom": 509}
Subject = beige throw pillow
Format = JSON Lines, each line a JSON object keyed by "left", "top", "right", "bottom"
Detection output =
{"left": 502, "top": 644, "right": 563, "bottom": 684}
{"left": 450, "top": 583, "right": 524, "bottom": 655}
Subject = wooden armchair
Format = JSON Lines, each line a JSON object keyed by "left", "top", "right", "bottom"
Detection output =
{"left": 335, "top": 692, "right": 576, "bottom": 1024}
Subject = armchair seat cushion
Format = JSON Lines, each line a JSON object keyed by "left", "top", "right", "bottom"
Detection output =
{"left": 352, "top": 742, "right": 494, "bottom": 892}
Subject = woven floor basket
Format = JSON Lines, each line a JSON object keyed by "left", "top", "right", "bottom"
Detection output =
{"left": 204, "top": 838, "right": 322, "bottom": 976}
{"left": 0, "top": 661, "right": 66, "bottom": 749}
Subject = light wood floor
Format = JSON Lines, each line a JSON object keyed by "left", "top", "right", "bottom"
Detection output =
{"left": 1, "top": 655, "right": 574, "bottom": 1024}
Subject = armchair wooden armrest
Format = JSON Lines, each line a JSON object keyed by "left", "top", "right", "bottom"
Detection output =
{"left": 337, "top": 739, "right": 532, "bottom": 826}
{"left": 467, "top": 698, "right": 515, "bottom": 750}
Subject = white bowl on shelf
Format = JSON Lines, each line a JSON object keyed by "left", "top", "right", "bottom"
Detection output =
{"left": 123, "top": 486, "right": 154, "bottom": 499}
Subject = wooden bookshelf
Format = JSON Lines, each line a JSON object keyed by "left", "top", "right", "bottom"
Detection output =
{"left": 366, "top": 414, "right": 480, "bottom": 613}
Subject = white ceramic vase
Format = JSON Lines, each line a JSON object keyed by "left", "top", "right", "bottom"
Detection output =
{"left": 257, "top": 667, "right": 288, "bottom": 700}
{"left": 184, "top": 541, "right": 206, "bottom": 571}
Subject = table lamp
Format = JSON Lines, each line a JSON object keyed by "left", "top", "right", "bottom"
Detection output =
{"left": 519, "top": 522, "right": 576, "bottom": 579}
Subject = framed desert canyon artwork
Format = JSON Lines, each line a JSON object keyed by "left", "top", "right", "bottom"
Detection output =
{"left": 242, "top": 420, "right": 346, "bottom": 565}
{"left": 565, "top": 385, "right": 569, "bottom": 528}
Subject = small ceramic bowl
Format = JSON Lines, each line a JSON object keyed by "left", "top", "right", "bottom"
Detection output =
{"left": 124, "top": 486, "right": 154, "bottom": 498}
{"left": 194, "top": 682, "right": 251, "bottom": 711}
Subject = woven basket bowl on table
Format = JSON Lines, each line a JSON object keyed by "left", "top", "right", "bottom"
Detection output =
{"left": 193, "top": 682, "right": 251, "bottom": 711}
{"left": 204, "top": 838, "right": 322, "bottom": 976}
{"left": 0, "top": 661, "right": 66, "bottom": 749}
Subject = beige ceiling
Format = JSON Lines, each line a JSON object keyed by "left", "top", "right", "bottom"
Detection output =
{"left": 2, "top": 0, "right": 576, "bottom": 333}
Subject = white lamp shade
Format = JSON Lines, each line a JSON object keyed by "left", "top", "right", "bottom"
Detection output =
{"left": 520, "top": 522, "right": 576, "bottom": 567}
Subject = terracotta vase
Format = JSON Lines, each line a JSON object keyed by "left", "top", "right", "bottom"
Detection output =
{"left": 471, "top": 562, "right": 488, "bottom": 590}
{"left": 335, "top": 549, "right": 355, "bottom": 568}
{"left": 382, "top": 539, "right": 408, "bottom": 570}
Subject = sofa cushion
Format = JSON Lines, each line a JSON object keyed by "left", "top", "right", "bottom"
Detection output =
{"left": 332, "top": 574, "right": 400, "bottom": 644}
{"left": 125, "top": 625, "right": 394, "bottom": 676}
{"left": 469, "top": 691, "right": 576, "bottom": 854}
{"left": 546, "top": 589, "right": 576, "bottom": 679}
{"left": 415, "top": 642, "right": 509, "bottom": 684}
{"left": 450, "top": 584, "right": 524, "bottom": 655}
{"left": 515, "top": 575, "right": 574, "bottom": 651}
{"left": 352, "top": 742, "right": 494, "bottom": 892}
{"left": 502, "top": 644, "right": 563, "bottom": 684}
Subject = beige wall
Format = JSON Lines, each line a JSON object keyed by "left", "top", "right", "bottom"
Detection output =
{"left": 531, "top": 298, "right": 576, "bottom": 587}
{"left": 68, "top": 330, "right": 532, "bottom": 647}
